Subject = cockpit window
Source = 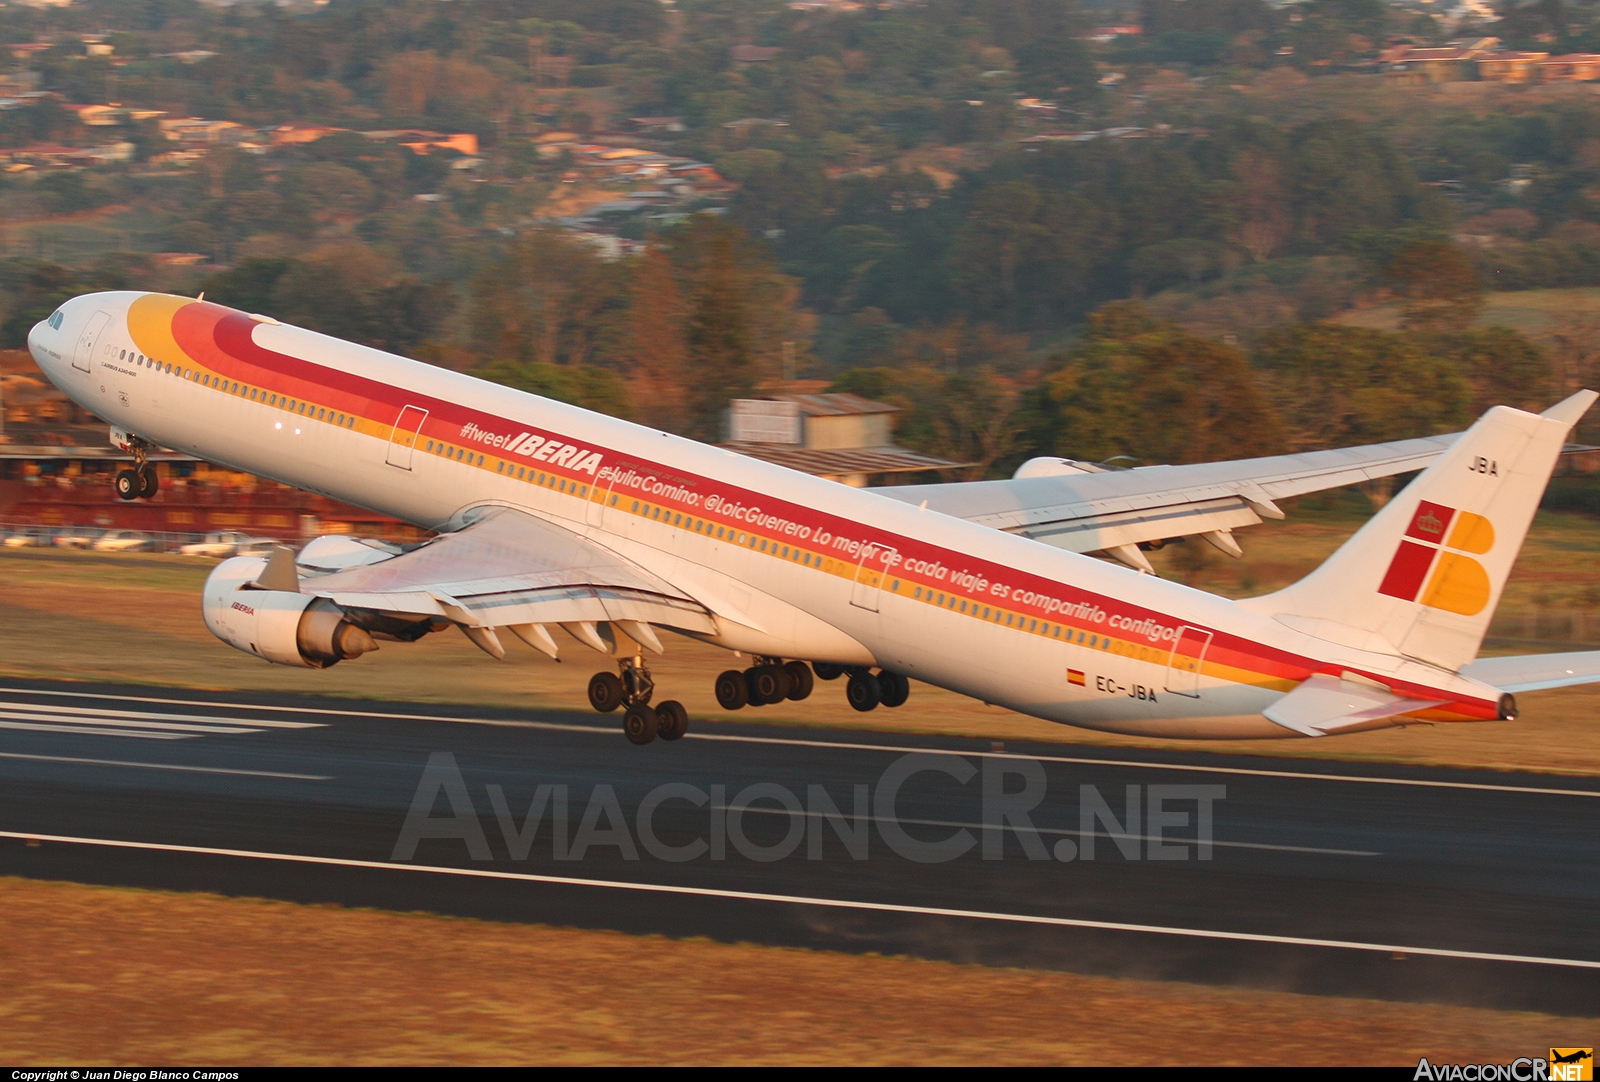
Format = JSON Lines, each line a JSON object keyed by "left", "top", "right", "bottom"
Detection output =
{"left": 47, "top": 311, "right": 64, "bottom": 330}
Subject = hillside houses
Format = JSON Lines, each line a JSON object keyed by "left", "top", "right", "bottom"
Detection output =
{"left": 536, "top": 133, "right": 732, "bottom": 197}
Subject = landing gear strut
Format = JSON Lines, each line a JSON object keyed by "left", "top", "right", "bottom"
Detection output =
{"left": 589, "top": 655, "right": 686, "bottom": 746}
{"left": 113, "top": 437, "right": 158, "bottom": 501}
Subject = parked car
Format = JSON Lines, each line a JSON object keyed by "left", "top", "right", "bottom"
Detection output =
{"left": 52, "top": 528, "right": 99, "bottom": 549}
{"left": 234, "top": 537, "right": 282, "bottom": 557}
{"left": 92, "top": 529, "right": 154, "bottom": 552}
{"left": 2, "top": 527, "right": 49, "bottom": 548}
{"left": 177, "top": 531, "right": 277, "bottom": 557}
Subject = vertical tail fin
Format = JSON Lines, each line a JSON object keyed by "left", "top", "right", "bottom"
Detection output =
{"left": 1239, "top": 390, "right": 1597, "bottom": 672}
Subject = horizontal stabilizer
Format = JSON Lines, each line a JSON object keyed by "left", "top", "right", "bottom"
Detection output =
{"left": 1264, "top": 674, "right": 1443, "bottom": 737}
{"left": 1458, "top": 651, "right": 1600, "bottom": 693}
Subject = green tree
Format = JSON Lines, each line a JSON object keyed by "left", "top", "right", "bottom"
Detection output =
{"left": 197, "top": 258, "right": 292, "bottom": 315}
{"left": 0, "top": 259, "right": 82, "bottom": 348}
{"left": 476, "top": 358, "right": 631, "bottom": 417}
{"left": 1426, "top": 326, "right": 1552, "bottom": 413}
{"left": 623, "top": 245, "right": 690, "bottom": 433}
{"left": 1387, "top": 241, "right": 1484, "bottom": 335}
{"left": 468, "top": 229, "right": 628, "bottom": 369}
{"left": 261, "top": 245, "right": 451, "bottom": 354}
{"left": 1252, "top": 323, "right": 1473, "bottom": 449}
{"left": 682, "top": 226, "right": 754, "bottom": 442}
{"left": 1028, "top": 302, "right": 1282, "bottom": 465}
{"left": 1289, "top": 121, "right": 1434, "bottom": 249}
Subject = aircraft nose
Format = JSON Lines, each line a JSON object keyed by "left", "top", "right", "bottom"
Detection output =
{"left": 27, "top": 316, "right": 47, "bottom": 363}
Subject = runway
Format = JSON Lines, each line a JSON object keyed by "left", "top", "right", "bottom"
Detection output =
{"left": 1, "top": 677, "right": 1596, "bottom": 1016}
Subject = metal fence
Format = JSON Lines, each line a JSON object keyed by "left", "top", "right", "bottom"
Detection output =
{"left": 3, "top": 522, "right": 1596, "bottom": 647}
{"left": 1486, "top": 611, "right": 1600, "bottom": 648}
{"left": 0, "top": 520, "right": 280, "bottom": 554}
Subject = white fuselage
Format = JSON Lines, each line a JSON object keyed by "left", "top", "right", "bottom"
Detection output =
{"left": 28, "top": 292, "right": 1499, "bottom": 737}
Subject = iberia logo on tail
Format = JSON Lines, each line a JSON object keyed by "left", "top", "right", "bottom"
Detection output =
{"left": 1377, "top": 500, "right": 1496, "bottom": 616}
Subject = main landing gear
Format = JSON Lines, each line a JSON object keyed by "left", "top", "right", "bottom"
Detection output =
{"left": 815, "top": 662, "right": 910, "bottom": 712}
{"left": 587, "top": 655, "right": 687, "bottom": 746}
{"left": 717, "top": 660, "right": 910, "bottom": 713}
{"left": 113, "top": 437, "right": 158, "bottom": 501}
{"left": 713, "top": 657, "right": 814, "bottom": 710}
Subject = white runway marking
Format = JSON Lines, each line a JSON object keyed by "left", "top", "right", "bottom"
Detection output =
{"left": 0, "top": 751, "right": 330, "bottom": 780}
{"left": 691, "top": 732, "right": 1600, "bottom": 799}
{"left": 0, "top": 700, "right": 325, "bottom": 741}
{"left": 0, "top": 701, "right": 324, "bottom": 728}
{"left": 0, "top": 720, "right": 188, "bottom": 740}
{"left": 9, "top": 687, "right": 1600, "bottom": 798}
{"left": 3, "top": 830, "right": 1593, "bottom": 971}
{"left": 720, "top": 805, "right": 1381, "bottom": 857}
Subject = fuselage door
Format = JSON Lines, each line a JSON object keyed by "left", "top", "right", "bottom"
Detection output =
{"left": 73, "top": 310, "right": 110, "bottom": 373}
{"left": 585, "top": 477, "right": 613, "bottom": 533}
{"left": 850, "top": 543, "right": 893, "bottom": 612}
{"left": 1164, "top": 625, "right": 1214, "bottom": 698}
{"left": 386, "top": 404, "right": 429, "bottom": 470}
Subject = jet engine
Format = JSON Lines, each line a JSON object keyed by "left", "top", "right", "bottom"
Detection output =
{"left": 202, "top": 555, "right": 376, "bottom": 668}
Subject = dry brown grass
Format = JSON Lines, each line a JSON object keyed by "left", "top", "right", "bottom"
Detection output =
{"left": 1, "top": 521, "right": 1598, "bottom": 775}
{"left": 0, "top": 876, "right": 1584, "bottom": 1066}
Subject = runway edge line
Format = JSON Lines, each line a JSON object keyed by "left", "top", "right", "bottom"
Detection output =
{"left": 3, "top": 829, "right": 1596, "bottom": 971}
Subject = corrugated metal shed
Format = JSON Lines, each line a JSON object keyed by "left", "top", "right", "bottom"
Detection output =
{"left": 782, "top": 393, "right": 899, "bottom": 417}
{"left": 721, "top": 441, "right": 968, "bottom": 483}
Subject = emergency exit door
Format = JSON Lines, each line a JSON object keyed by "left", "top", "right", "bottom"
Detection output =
{"left": 386, "top": 405, "right": 428, "bottom": 469}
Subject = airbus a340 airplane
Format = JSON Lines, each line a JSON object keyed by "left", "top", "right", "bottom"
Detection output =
{"left": 27, "top": 291, "right": 1600, "bottom": 744}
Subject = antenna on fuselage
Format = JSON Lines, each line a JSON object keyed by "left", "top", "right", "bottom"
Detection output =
{"left": 196, "top": 292, "right": 205, "bottom": 301}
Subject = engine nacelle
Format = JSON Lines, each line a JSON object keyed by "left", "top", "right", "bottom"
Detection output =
{"left": 203, "top": 556, "right": 376, "bottom": 668}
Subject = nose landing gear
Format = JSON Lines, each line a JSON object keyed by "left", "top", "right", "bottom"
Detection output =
{"left": 112, "top": 436, "right": 159, "bottom": 501}
{"left": 589, "top": 655, "right": 686, "bottom": 746}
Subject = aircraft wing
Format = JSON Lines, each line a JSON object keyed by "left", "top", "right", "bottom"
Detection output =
{"left": 284, "top": 506, "right": 716, "bottom": 653}
{"left": 873, "top": 433, "right": 1459, "bottom": 568}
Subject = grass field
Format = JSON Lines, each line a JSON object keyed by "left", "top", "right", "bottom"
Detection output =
{"left": 1334, "top": 288, "right": 1600, "bottom": 340}
{"left": 0, "top": 502, "right": 1596, "bottom": 775}
{"left": 0, "top": 876, "right": 1583, "bottom": 1066}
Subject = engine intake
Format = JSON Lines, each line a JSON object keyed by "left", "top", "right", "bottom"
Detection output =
{"left": 203, "top": 556, "right": 376, "bottom": 668}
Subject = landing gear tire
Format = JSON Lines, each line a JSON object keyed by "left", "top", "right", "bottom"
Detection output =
{"left": 655, "top": 699, "right": 688, "bottom": 740}
{"left": 714, "top": 669, "right": 749, "bottom": 710}
{"left": 747, "top": 665, "right": 784, "bottom": 706}
{"left": 623, "top": 703, "right": 658, "bottom": 745}
{"left": 784, "top": 661, "right": 814, "bottom": 701}
{"left": 588, "top": 671, "right": 625, "bottom": 713}
{"left": 877, "top": 670, "right": 911, "bottom": 708}
{"left": 813, "top": 662, "right": 844, "bottom": 681}
{"left": 136, "top": 464, "right": 158, "bottom": 499}
{"left": 846, "top": 670, "right": 881, "bottom": 712}
{"left": 113, "top": 469, "right": 139, "bottom": 501}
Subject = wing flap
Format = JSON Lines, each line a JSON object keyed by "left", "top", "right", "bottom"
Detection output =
{"left": 1011, "top": 496, "right": 1264, "bottom": 554}
{"left": 302, "top": 506, "right": 715, "bottom": 636}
